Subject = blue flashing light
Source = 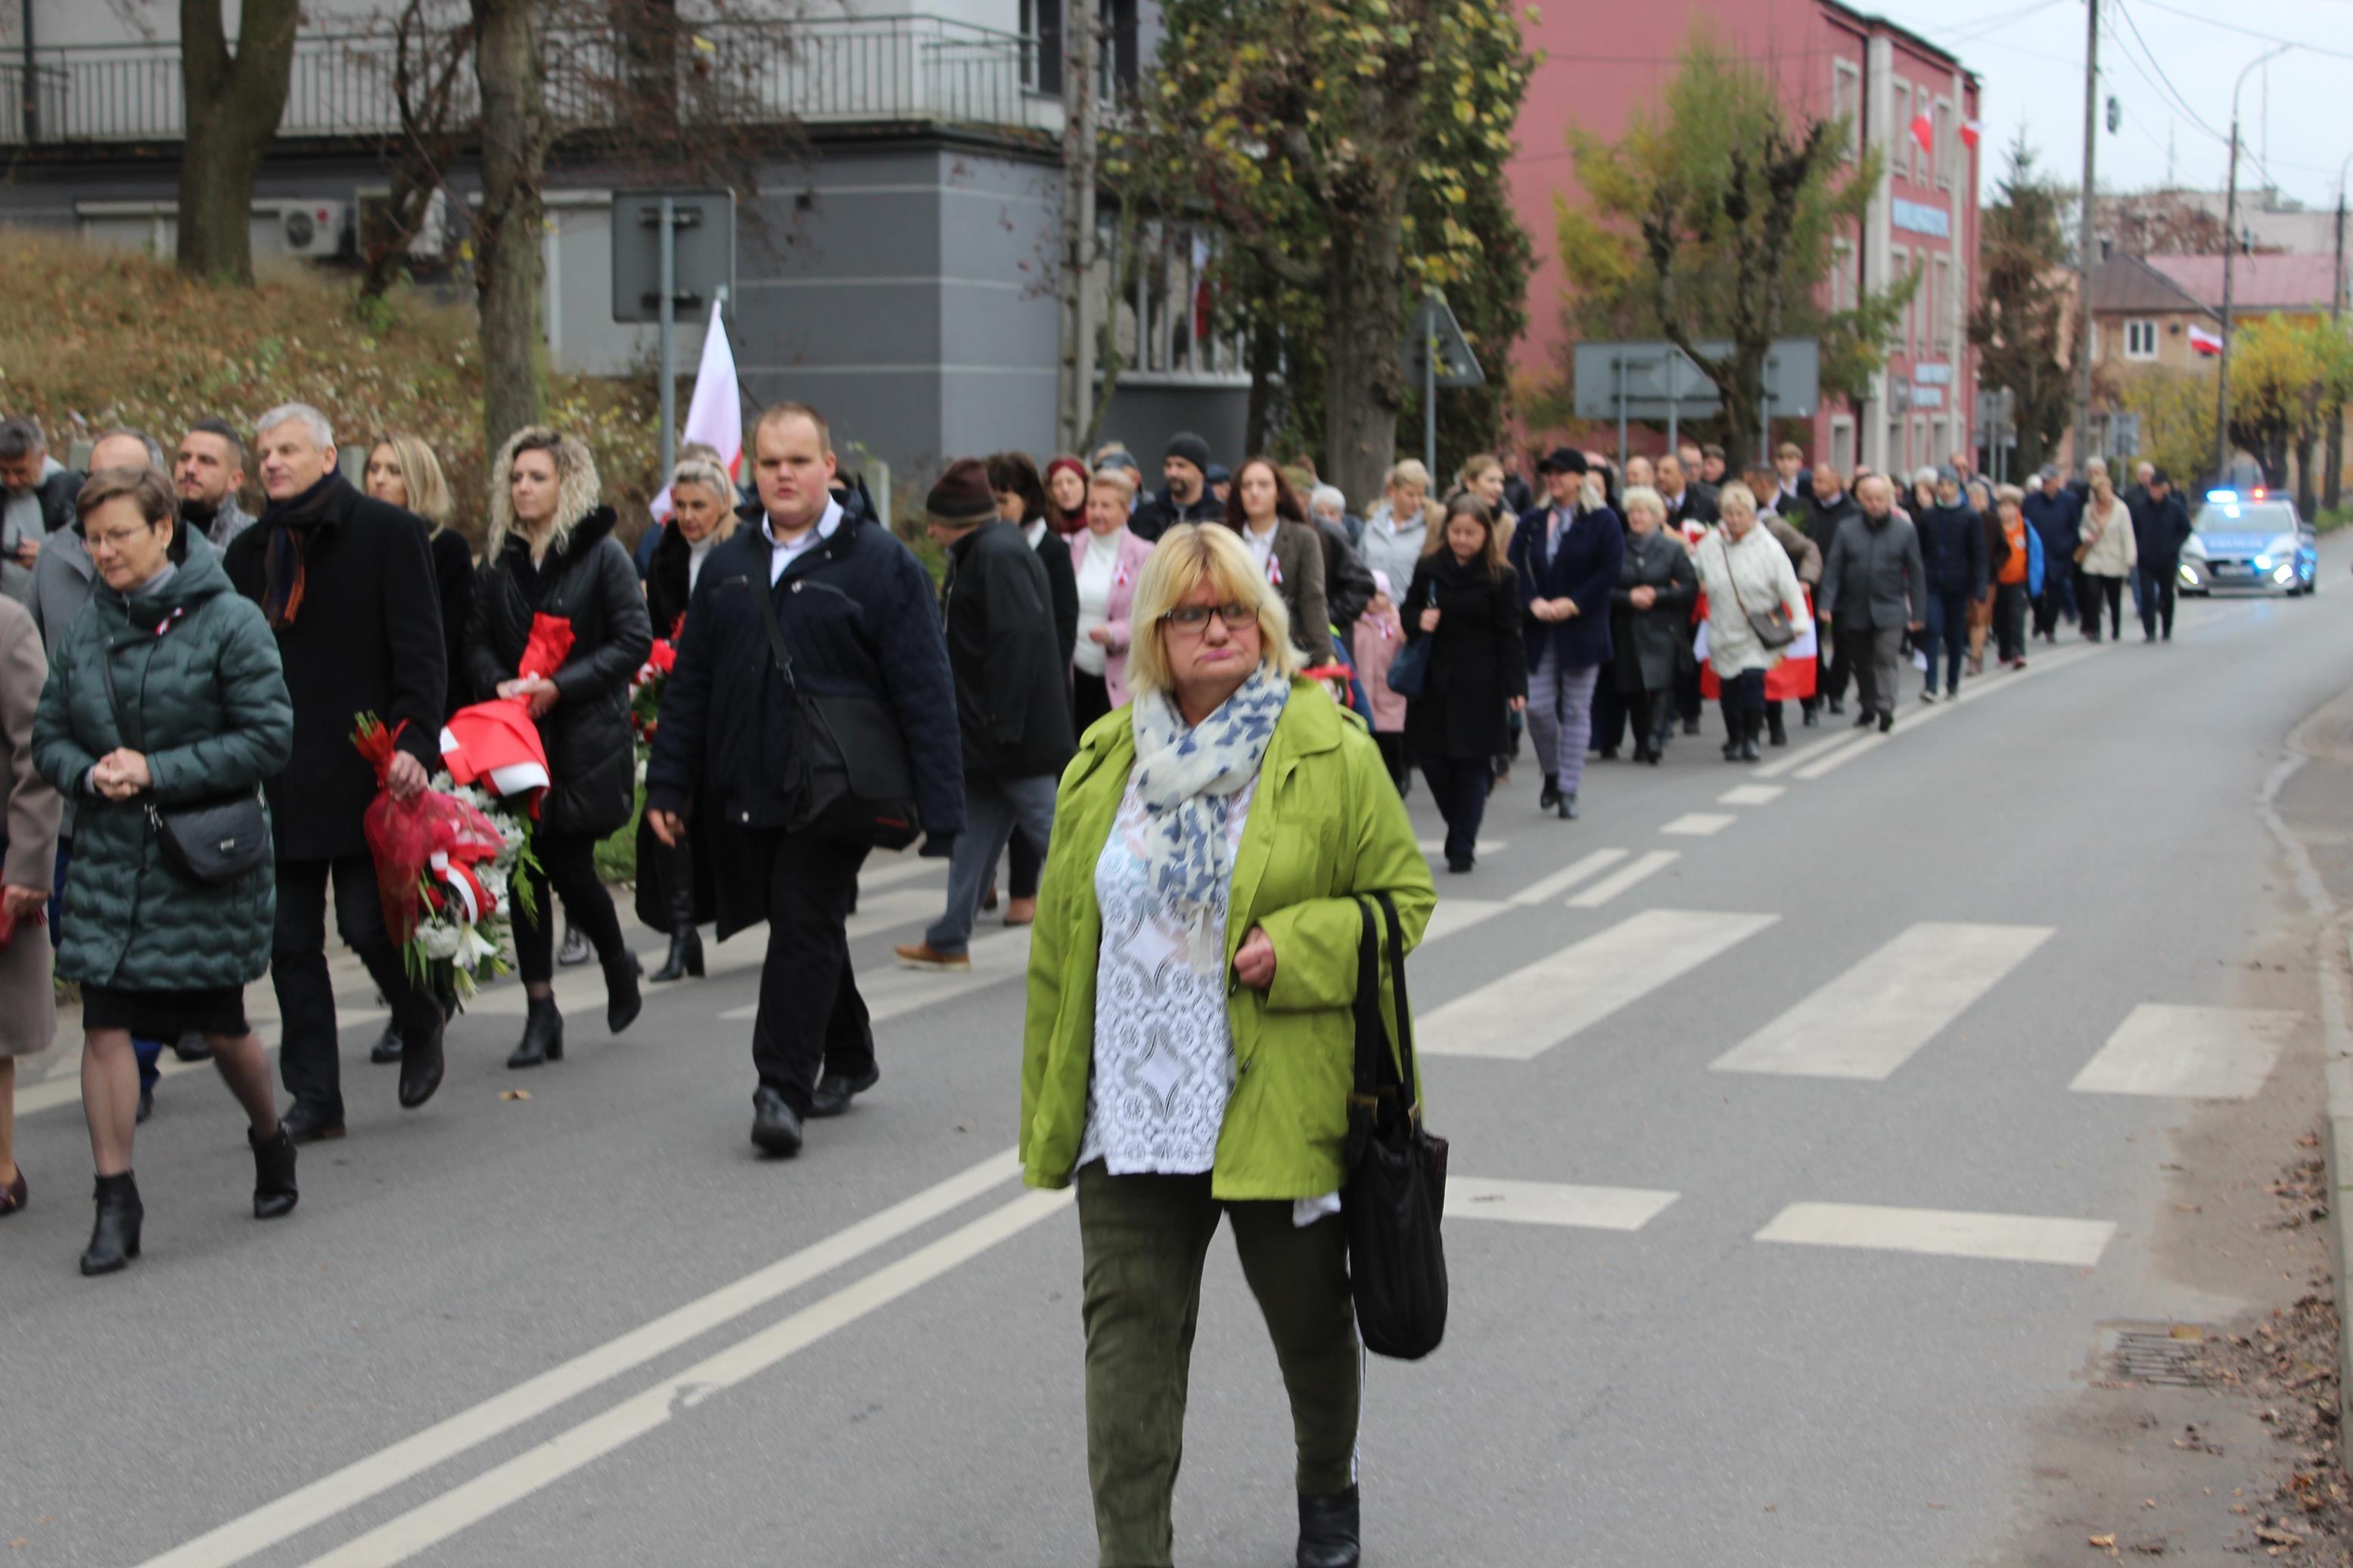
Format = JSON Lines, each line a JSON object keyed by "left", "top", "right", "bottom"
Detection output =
{"left": 2207, "top": 489, "right": 2238, "bottom": 502}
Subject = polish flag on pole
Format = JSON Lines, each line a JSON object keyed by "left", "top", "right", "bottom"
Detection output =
{"left": 1909, "top": 113, "right": 1933, "bottom": 155}
{"left": 2189, "top": 323, "right": 2224, "bottom": 356}
{"left": 1959, "top": 119, "right": 1983, "bottom": 151}
{"left": 648, "top": 300, "right": 743, "bottom": 521}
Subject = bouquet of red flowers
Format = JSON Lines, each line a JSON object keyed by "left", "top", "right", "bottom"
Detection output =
{"left": 353, "top": 713, "right": 540, "bottom": 1002}
{"left": 629, "top": 632, "right": 677, "bottom": 747}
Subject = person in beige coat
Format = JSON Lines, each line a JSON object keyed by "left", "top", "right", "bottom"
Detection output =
{"left": 2076, "top": 467, "right": 2137, "bottom": 644}
{"left": 0, "top": 591, "right": 63, "bottom": 1216}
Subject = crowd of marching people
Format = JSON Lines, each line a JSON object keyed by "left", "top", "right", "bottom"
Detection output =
{"left": 0, "top": 396, "right": 2203, "bottom": 1566}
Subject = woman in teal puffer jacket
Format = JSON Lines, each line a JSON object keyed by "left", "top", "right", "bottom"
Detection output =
{"left": 34, "top": 467, "right": 297, "bottom": 1277}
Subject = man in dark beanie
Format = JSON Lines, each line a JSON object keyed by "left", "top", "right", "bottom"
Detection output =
{"left": 646, "top": 403, "right": 962, "bottom": 1157}
{"left": 896, "top": 459, "right": 1072, "bottom": 972}
{"left": 1131, "top": 430, "right": 1223, "bottom": 542}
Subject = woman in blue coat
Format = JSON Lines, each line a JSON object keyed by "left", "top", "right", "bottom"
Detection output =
{"left": 1506, "top": 448, "right": 1623, "bottom": 821}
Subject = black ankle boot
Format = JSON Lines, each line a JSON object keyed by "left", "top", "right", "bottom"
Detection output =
{"left": 81, "top": 1172, "right": 143, "bottom": 1276}
{"left": 508, "top": 996, "right": 564, "bottom": 1068}
{"left": 250, "top": 1124, "right": 298, "bottom": 1219}
{"left": 605, "top": 951, "right": 644, "bottom": 1034}
{"left": 1767, "top": 708, "right": 1788, "bottom": 747}
{"left": 651, "top": 844, "right": 704, "bottom": 983}
{"left": 1297, "top": 1486, "right": 1361, "bottom": 1568}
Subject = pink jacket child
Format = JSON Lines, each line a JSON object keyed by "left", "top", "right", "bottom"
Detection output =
{"left": 1351, "top": 572, "right": 1408, "bottom": 733}
{"left": 1068, "top": 525, "right": 1157, "bottom": 706}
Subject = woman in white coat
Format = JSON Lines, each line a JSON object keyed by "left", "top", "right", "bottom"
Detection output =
{"left": 2075, "top": 466, "right": 2137, "bottom": 644}
{"left": 1693, "top": 483, "right": 1812, "bottom": 763}
{"left": 1068, "top": 467, "right": 1156, "bottom": 732}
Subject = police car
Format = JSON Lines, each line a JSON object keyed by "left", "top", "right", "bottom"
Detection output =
{"left": 2177, "top": 489, "right": 2317, "bottom": 596}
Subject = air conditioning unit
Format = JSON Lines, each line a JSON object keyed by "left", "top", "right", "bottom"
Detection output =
{"left": 280, "top": 201, "right": 347, "bottom": 257}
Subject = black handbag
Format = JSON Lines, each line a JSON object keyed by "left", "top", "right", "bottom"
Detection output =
{"left": 1344, "top": 890, "right": 1450, "bottom": 1361}
{"left": 1385, "top": 582, "right": 1434, "bottom": 698}
{"left": 98, "top": 640, "right": 272, "bottom": 887}
{"left": 754, "top": 573, "right": 923, "bottom": 852}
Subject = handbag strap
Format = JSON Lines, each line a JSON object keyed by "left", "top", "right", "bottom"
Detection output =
{"left": 1375, "top": 890, "right": 1420, "bottom": 1112}
{"left": 1711, "top": 529, "right": 1761, "bottom": 623}
{"left": 1349, "top": 891, "right": 1419, "bottom": 1112}
{"left": 751, "top": 570, "right": 802, "bottom": 696}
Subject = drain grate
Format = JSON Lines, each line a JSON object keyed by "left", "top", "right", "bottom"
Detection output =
{"left": 2103, "top": 1327, "right": 2214, "bottom": 1387}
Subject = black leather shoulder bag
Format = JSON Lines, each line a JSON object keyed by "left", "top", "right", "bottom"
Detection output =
{"left": 98, "top": 636, "right": 272, "bottom": 886}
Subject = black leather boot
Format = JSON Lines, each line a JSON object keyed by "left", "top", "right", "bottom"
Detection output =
{"left": 1767, "top": 706, "right": 1788, "bottom": 747}
{"left": 398, "top": 1015, "right": 446, "bottom": 1110}
{"left": 605, "top": 950, "right": 644, "bottom": 1034}
{"left": 1297, "top": 1486, "right": 1361, "bottom": 1568}
{"left": 250, "top": 1124, "right": 298, "bottom": 1219}
{"left": 508, "top": 996, "right": 564, "bottom": 1068}
{"left": 1739, "top": 713, "right": 1764, "bottom": 762}
{"left": 81, "top": 1172, "right": 143, "bottom": 1276}
{"left": 651, "top": 845, "right": 704, "bottom": 983}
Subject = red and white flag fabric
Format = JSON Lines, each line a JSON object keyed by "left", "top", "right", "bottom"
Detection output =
{"left": 1267, "top": 551, "right": 1282, "bottom": 588}
{"left": 648, "top": 300, "right": 744, "bottom": 521}
{"left": 1910, "top": 113, "right": 1933, "bottom": 154}
{"left": 1693, "top": 590, "right": 1819, "bottom": 701}
{"left": 2189, "top": 323, "right": 2224, "bottom": 356}
{"left": 1960, "top": 119, "right": 1983, "bottom": 151}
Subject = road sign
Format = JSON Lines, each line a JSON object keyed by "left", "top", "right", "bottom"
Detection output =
{"left": 1403, "top": 293, "right": 1485, "bottom": 389}
{"left": 611, "top": 189, "right": 735, "bottom": 324}
{"left": 1571, "top": 339, "right": 1822, "bottom": 421}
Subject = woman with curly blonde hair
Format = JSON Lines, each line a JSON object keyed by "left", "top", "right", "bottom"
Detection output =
{"left": 464, "top": 428, "right": 653, "bottom": 1068}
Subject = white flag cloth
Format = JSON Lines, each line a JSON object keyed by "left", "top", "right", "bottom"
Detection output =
{"left": 648, "top": 300, "right": 744, "bottom": 520}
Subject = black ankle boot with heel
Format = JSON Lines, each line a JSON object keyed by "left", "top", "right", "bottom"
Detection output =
{"left": 508, "top": 996, "right": 564, "bottom": 1068}
{"left": 605, "top": 951, "right": 644, "bottom": 1033}
{"left": 1297, "top": 1486, "right": 1361, "bottom": 1568}
{"left": 651, "top": 843, "right": 704, "bottom": 983}
{"left": 81, "top": 1171, "right": 143, "bottom": 1276}
{"left": 250, "top": 1124, "right": 299, "bottom": 1219}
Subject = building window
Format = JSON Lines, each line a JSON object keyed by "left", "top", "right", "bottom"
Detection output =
{"left": 1831, "top": 415, "right": 1856, "bottom": 472}
{"left": 1026, "top": 0, "right": 1139, "bottom": 98}
{"left": 1932, "top": 253, "right": 1953, "bottom": 357}
{"left": 1832, "top": 60, "right": 1862, "bottom": 162}
{"left": 1832, "top": 238, "right": 1855, "bottom": 312}
{"left": 1114, "top": 218, "right": 1243, "bottom": 382}
{"left": 1935, "top": 98, "right": 1954, "bottom": 189}
{"left": 2124, "top": 318, "right": 2158, "bottom": 361}
{"left": 1889, "top": 244, "right": 1910, "bottom": 352}
{"left": 1892, "top": 82, "right": 1910, "bottom": 183}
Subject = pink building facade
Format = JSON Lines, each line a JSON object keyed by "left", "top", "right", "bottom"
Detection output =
{"left": 1509, "top": 0, "right": 1982, "bottom": 478}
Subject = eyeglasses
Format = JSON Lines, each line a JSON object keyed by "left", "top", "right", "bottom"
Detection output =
{"left": 1161, "top": 601, "right": 1256, "bottom": 632}
{"left": 86, "top": 526, "right": 156, "bottom": 551}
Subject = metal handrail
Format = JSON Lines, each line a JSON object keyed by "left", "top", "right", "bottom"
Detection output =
{"left": 0, "top": 16, "right": 1054, "bottom": 147}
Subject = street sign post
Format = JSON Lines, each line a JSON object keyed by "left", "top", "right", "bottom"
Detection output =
{"left": 613, "top": 189, "right": 736, "bottom": 483}
{"left": 1402, "top": 291, "right": 1484, "bottom": 477}
{"left": 1571, "top": 340, "right": 1822, "bottom": 469}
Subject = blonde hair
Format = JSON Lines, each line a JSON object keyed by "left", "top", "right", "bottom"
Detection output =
{"left": 1454, "top": 453, "right": 1503, "bottom": 492}
{"left": 1122, "top": 523, "right": 1306, "bottom": 697}
{"left": 1716, "top": 481, "right": 1760, "bottom": 520}
{"left": 1621, "top": 484, "right": 1666, "bottom": 524}
{"left": 1385, "top": 458, "right": 1431, "bottom": 495}
{"left": 1089, "top": 466, "right": 1136, "bottom": 502}
{"left": 369, "top": 433, "right": 454, "bottom": 532}
{"left": 668, "top": 455, "right": 739, "bottom": 542}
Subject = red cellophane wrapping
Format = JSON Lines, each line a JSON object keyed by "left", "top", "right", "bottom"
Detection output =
{"left": 353, "top": 714, "right": 508, "bottom": 945}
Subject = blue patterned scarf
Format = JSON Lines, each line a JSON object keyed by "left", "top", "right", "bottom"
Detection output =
{"left": 1130, "top": 663, "right": 1291, "bottom": 973}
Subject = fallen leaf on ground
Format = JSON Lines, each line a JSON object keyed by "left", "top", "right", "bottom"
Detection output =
{"left": 499, "top": 1088, "right": 530, "bottom": 1101}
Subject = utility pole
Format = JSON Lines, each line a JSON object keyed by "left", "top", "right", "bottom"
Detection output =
{"left": 2330, "top": 150, "right": 2350, "bottom": 510}
{"left": 2215, "top": 43, "right": 2292, "bottom": 486}
{"left": 2071, "top": 0, "right": 2099, "bottom": 478}
{"left": 1055, "top": 3, "right": 1101, "bottom": 455}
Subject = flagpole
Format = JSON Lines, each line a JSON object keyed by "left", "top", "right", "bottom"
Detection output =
{"left": 2072, "top": 0, "right": 2099, "bottom": 480}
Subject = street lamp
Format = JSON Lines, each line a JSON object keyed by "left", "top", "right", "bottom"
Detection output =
{"left": 2215, "top": 42, "right": 2293, "bottom": 484}
{"left": 2336, "top": 147, "right": 2351, "bottom": 324}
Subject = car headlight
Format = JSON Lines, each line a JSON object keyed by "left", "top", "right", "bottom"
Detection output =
{"left": 2255, "top": 554, "right": 2273, "bottom": 570}
{"left": 2177, "top": 560, "right": 2200, "bottom": 584}
{"left": 2274, "top": 564, "right": 2296, "bottom": 583}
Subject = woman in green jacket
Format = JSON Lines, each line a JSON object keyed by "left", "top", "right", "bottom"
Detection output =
{"left": 33, "top": 467, "right": 296, "bottom": 1277}
{"left": 1020, "top": 522, "right": 1434, "bottom": 1568}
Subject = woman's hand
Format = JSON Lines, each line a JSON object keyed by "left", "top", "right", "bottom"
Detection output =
{"left": 1087, "top": 626, "right": 1114, "bottom": 646}
{"left": 1528, "top": 600, "right": 1556, "bottom": 623}
{"left": 499, "top": 675, "right": 559, "bottom": 718}
{"left": 1630, "top": 585, "right": 1657, "bottom": 610}
{"left": 1232, "top": 925, "right": 1277, "bottom": 991}
{"left": 92, "top": 748, "right": 151, "bottom": 800}
{"left": 1553, "top": 597, "right": 1580, "bottom": 619}
{"left": 1419, "top": 607, "right": 1440, "bottom": 632}
{"left": 2, "top": 884, "right": 46, "bottom": 921}
{"left": 1509, "top": 694, "right": 1528, "bottom": 713}
{"left": 647, "top": 809, "right": 683, "bottom": 848}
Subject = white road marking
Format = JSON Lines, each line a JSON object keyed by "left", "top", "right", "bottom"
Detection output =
{"left": 1660, "top": 812, "right": 1735, "bottom": 837}
{"left": 1506, "top": 849, "right": 1628, "bottom": 907}
{"left": 1753, "top": 728, "right": 1861, "bottom": 778}
{"left": 1795, "top": 731, "right": 1891, "bottom": 778}
{"left": 2069, "top": 1003, "right": 2300, "bottom": 1099}
{"left": 294, "top": 1190, "right": 1074, "bottom": 1567}
{"left": 1419, "top": 837, "right": 1503, "bottom": 858}
{"left": 1420, "top": 898, "right": 1511, "bottom": 945}
{"left": 1755, "top": 1201, "right": 2115, "bottom": 1266}
{"left": 1717, "top": 784, "right": 1785, "bottom": 806}
{"left": 1792, "top": 645, "right": 2107, "bottom": 783}
{"left": 1565, "top": 850, "right": 1680, "bottom": 908}
{"left": 138, "top": 1150, "right": 1025, "bottom": 1568}
{"left": 1419, "top": 909, "right": 1776, "bottom": 1060}
{"left": 1711, "top": 922, "right": 2053, "bottom": 1080}
{"left": 1449, "top": 1178, "right": 1679, "bottom": 1231}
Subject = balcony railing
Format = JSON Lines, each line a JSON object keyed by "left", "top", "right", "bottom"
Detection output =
{"left": 0, "top": 16, "right": 1058, "bottom": 147}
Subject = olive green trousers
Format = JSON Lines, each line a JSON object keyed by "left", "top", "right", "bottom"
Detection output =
{"left": 1076, "top": 1162, "right": 1362, "bottom": 1568}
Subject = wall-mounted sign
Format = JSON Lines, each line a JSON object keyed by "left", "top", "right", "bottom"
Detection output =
{"left": 1892, "top": 197, "right": 1950, "bottom": 239}
{"left": 1913, "top": 362, "right": 1953, "bottom": 386}
{"left": 1910, "top": 384, "right": 1944, "bottom": 409}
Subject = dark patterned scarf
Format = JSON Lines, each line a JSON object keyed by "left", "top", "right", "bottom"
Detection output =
{"left": 258, "top": 472, "right": 339, "bottom": 628}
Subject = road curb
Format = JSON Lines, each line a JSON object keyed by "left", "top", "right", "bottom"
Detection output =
{"left": 2329, "top": 1025, "right": 2353, "bottom": 1434}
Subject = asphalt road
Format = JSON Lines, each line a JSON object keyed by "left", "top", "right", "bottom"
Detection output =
{"left": 6, "top": 545, "right": 2352, "bottom": 1567}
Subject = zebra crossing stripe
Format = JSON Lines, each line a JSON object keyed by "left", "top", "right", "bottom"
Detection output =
{"left": 1419, "top": 909, "right": 1777, "bottom": 1060}
{"left": 1710, "top": 923, "right": 2052, "bottom": 1080}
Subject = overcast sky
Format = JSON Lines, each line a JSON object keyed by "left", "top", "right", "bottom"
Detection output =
{"left": 1868, "top": 0, "right": 2350, "bottom": 212}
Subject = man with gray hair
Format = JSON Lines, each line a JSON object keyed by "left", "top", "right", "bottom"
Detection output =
{"left": 222, "top": 401, "right": 450, "bottom": 1140}
{"left": 0, "top": 416, "right": 75, "bottom": 605}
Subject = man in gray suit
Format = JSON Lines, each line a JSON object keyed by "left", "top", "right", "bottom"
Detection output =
{"left": 1818, "top": 474, "right": 1926, "bottom": 735}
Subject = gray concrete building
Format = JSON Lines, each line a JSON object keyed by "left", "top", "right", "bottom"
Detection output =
{"left": 0, "top": 0, "right": 1247, "bottom": 491}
